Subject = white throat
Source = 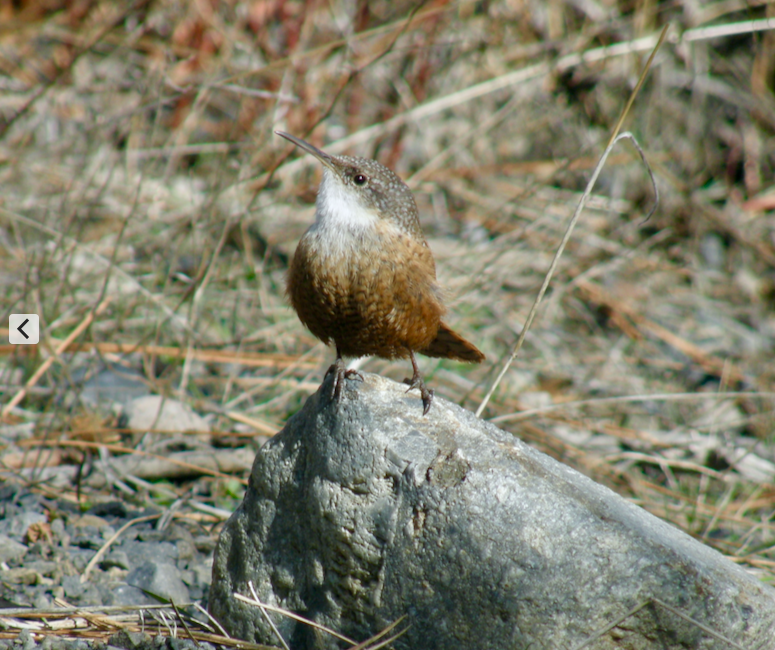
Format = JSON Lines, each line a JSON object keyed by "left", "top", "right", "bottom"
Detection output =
{"left": 314, "top": 169, "right": 378, "bottom": 231}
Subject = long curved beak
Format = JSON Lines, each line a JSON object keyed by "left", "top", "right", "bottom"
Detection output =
{"left": 275, "top": 131, "right": 335, "bottom": 170}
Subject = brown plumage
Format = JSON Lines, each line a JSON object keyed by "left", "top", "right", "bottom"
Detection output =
{"left": 278, "top": 131, "right": 484, "bottom": 414}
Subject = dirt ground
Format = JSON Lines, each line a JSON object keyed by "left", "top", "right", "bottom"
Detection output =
{"left": 1, "top": 0, "right": 775, "bottom": 645}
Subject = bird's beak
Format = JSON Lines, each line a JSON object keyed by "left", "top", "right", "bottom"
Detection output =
{"left": 275, "top": 131, "right": 336, "bottom": 170}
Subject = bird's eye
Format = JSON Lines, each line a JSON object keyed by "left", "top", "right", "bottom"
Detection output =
{"left": 353, "top": 174, "right": 367, "bottom": 185}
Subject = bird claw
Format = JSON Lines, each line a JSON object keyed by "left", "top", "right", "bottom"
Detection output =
{"left": 327, "top": 358, "right": 364, "bottom": 401}
{"left": 403, "top": 375, "right": 434, "bottom": 416}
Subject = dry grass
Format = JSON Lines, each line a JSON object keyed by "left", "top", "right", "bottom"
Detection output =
{"left": 1, "top": 0, "right": 775, "bottom": 611}
{"left": 0, "top": 600, "right": 404, "bottom": 650}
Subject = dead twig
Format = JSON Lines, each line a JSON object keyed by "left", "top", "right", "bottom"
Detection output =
{"left": 80, "top": 514, "right": 162, "bottom": 583}
{"left": 475, "top": 25, "right": 667, "bottom": 416}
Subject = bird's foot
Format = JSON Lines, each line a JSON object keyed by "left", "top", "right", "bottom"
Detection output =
{"left": 326, "top": 357, "right": 364, "bottom": 401}
{"left": 403, "top": 374, "right": 434, "bottom": 416}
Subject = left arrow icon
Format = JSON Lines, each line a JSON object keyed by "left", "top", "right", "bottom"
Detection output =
{"left": 17, "top": 318, "right": 30, "bottom": 339}
{"left": 9, "top": 314, "right": 39, "bottom": 344}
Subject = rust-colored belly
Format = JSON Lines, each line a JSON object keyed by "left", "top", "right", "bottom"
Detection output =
{"left": 287, "top": 223, "right": 445, "bottom": 359}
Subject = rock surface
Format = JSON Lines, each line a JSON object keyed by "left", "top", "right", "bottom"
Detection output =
{"left": 122, "top": 396, "right": 210, "bottom": 433}
{"left": 209, "top": 373, "right": 775, "bottom": 649}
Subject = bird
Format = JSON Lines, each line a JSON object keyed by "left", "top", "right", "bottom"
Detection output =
{"left": 277, "top": 131, "right": 484, "bottom": 414}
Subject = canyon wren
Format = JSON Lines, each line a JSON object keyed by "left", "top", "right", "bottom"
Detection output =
{"left": 277, "top": 131, "right": 484, "bottom": 414}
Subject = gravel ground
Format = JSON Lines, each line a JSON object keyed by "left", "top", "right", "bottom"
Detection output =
{"left": 1, "top": 631, "right": 218, "bottom": 650}
{"left": 0, "top": 484, "right": 225, "bottom": 650}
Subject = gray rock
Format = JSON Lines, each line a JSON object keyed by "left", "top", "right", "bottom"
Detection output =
{"left": 102, "top": 549, "right": 131, "bottom": 570}
{"left": 0, "top": 511, "right": 46, "bottom": 538}
{"left": 62, "top": 575, "right": 86, "bottom": 599}
{"left": 118, "top": 540, "right": 179, "bottom": 572}
{"left": 22, "top": 560, "right": 57, "bottom": 577}
{"left": 0, "top": 534, "right": 27, "bottom": 563}
{"left": 109, "top": 583, "right": 156, "bottom": 606}
{"left": 123, "top": 396, "right": 210, "bottom": 433}
{"left": 108, "top": 631, "right": 153, "bottom": 650}
{"left": 126, "top": 561, "right": 190, "bottom": 604}
{"left": 18, "top": 629, "right": 35, "bottom": 650}
{"left": 78, "top": 365, "right": 150, "bottom": 410}
{"left": 40, "top": 635, "right": 71, "bottom": 650}
{"left": 210, "top": 373, "right": 775, "bottom": 649}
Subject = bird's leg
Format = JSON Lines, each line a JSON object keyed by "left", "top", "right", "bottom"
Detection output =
{"left": 326, "top": 348, "right": 364, "bottom": 400}
{"left": 403, "top": 351, "right": 434, "bottom": 415}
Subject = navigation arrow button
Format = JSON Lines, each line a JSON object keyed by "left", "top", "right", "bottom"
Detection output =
{"left": 9, "top": 314, "right": 39, "bottom": 344}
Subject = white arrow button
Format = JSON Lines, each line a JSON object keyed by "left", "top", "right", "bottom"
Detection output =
{"left": 9, "top": 314, "right": 39, "bottom": 344}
